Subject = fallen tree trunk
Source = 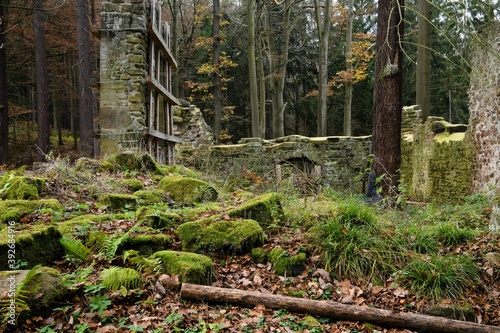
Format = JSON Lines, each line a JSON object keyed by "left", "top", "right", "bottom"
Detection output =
{"left": 181, "top": 283, "right": 500, "bottom": 333}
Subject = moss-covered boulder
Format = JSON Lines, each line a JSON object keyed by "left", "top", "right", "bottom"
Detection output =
{"left": 134, "top": 189, "right": 167, "bottom": 204}
{"left": 135, "top": 207, "right": 181, "bottom": 229}
{"left": 0, "top": 225, "right": 64, "bottom": 270}
{"left": 98, "top": 193, "right": 138, "bottom": 211}
{"left": 0, "top": 199, "right": 63, "bottom": 224}
{"left": 228, "top": 193, "right": 284, "bottom": 228}
{"left": 56, "top": 213, "right": 115, "bottom": 235}
{"left": 158, "top": 175, "right": 218, "bottom": 204}
{"left": 121, "top": 179, "right": 144, "bottom": 191}
{"left": 250, "top": 247, "right": 267, "bottom": 264}
{"left": 152, "top": 250, "right": 214, "bottom": 285}
{"left": 0, "top": 176, "right": 47, "bottom": 200}
{"left": 177, "top": 219, "right": 265, "bottom": 256}
{"left": 118, "top": 234, "right": 172, "bottom": 255}
{"left": 102, "top": 152, "right": 162, "bottom": 174}
{"left": 269, "top": 247, "right": 307, "bottom": 276}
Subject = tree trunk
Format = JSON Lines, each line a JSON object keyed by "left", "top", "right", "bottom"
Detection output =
{"left": 33, "top": 0, "right": 50, "bottom": 161}
{"left": 76, "top": 0, "right": 94, "bottom": 157}
{"left": 181, "top": 283, "right": 500, "bottom": 333}
{"left": 0, "top": 0, "right": 9, "bottom": 165}
{"left": 248, "top": 0, "right": 259, "bottom": 138}
{"left": 264, "top": 0, "right": 296, "bottom": 138}
{"left": 343, "top": 0, "right": 354, "bottom": 136}
{"left": 314, "top": 0, "right": 332, "bottom": 137}
{"left": 372, "top": 0, "right": 404, "bottom": 197}
{"left": 256, "top": 0, "right": 266, "bottom": 138}
{"left": 213, "top": 0, "right": 222, "bottom": 144}
{"left": 416, "top": 0, "right": 431, "bottom": 121}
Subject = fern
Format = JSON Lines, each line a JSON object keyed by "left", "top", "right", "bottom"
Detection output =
{"left": 60, "top": 236, "right": 91, "bottom": 261}
{"left": 100, "top": 226, "right": 139, "bottom": 261}
{"left": 123, "top": 250, "right": 162, "bottom": 273}
{"left": 100, "top": 267, "right": 142, "bottom": 290}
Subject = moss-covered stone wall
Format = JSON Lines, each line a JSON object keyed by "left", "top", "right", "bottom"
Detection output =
{"left": 99, "top": 1, "right": 150, "bottom": 155}
{"left": 401, "top": 115, "right": 474, "bottom": 203}
{"left": 467, "top": 22, "right": 500, "bottom": 196}
{"left": 176, "top": 135, "right": 371, "bottom": 193}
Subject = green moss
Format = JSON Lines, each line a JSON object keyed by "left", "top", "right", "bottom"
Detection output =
{"left": 434, "top": 132, "right": 466, "bottom": 143}
{"left": 121, "top": 179, "right": 144, "bottom": 191}
{"left": 135, "top": 207, "right": 181, "bottom": 229}
{"left": 158, "top": 175, "right": 218, "bottom": 204}
{"left": 118, "top": 234, "right": 172, "bottom": 255}
{"left": 134, "top": 190, "right": 165, "bottom": 204}
{"left": 177, "top": 219, "right": 265, "bottom": 256}
{"left": 0, "top": 176, "right": 47, "bottom": 200}
{"left": 159, "top": 164, "right": 199, "bottom": 178}
{"left": 269, "top": 247, "right": 307, "bottom": 276}
{"left": 0, "top": 225, "right": 64, "bottom": 270}
{"left": 19, "top": 266, "right": 70, "bottom": 316}
{"left": 56, "top": 214, "right": 113, "bottom": 235}
{"left": 0, "top": 199, "right": 63, "bottom": 223}
{"left": 228, "top": 193, "right": 284, "bottom": 228}
{"left": 250, "top": 247, "right": 267, "bottom": 264}
{"left": 98, "top": 193, "right": 138, "bottom": 211}
{"left": 152, "top": 250, "right": 214, "bottom": 285}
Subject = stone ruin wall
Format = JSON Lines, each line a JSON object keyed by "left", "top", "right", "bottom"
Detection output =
{"left": 99, "top": 1, "right": 151, "bottom": 155}
{"left": 467, "top": 21, "right": 500, "bottom": 196}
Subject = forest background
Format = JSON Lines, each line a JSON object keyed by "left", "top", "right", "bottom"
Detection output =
{"left": 0, "top": 0, "right": 498, "bottom": 166}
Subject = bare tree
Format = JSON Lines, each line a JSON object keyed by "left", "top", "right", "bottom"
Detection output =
{"left": 372, "top": 0, "right": 404, "bottom": 197}
{"left": 0, "top": 0, "right": 8, "bottom": 164}
{"left": 33, "top": 0, "right": 50, "bottom": 161}
{"left": 213, "top": 0, "right": 222, "bottom": 143}
{"left": 314, "top": 0, "right": 332, "bottom": 136}
{"left": 248, "top": 0, "right": 260, "bottom": 138}
{"left": 76, "top": 0, "right": 94, "bottom": 157}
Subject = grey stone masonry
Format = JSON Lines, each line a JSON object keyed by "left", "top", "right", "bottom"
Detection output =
{"left": 99, "top": 1, "right": 150, "bottom": 155}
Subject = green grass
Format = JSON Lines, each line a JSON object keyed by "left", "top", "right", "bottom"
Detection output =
{"left": 398, "top": 254, "right": 480, "bottom": 300}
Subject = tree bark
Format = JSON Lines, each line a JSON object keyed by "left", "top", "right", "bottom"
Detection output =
{"left": 0, "top": 0, "right": 8, "bottom": 164}
{"left": 372, "top": 0, "right": 404, "bottom": 197}
{"left": 181, "top": 283, "right": 500, "bottom": 333}
{"left": 256, "top": 0, "right": 266, "bottom": 138}
{"left": 248, "top": 0, "right": 259, "bottom": 138}
{"left": 416, "top": 0, "right": 431, "bottom": 121}
{"left": 314, "top": 0, "right": 332, "bottom": 137}
{"left": 76, "top": 0, "right": 94, "bottom": 157}
{"left": 343, "top": 0, "right": 354, "bottom": 136}
{"left": 33, "top": 0, "right": 50, "bottom": 161}
{"left": 213, "top": 0, "right": 222, "bottom": 144}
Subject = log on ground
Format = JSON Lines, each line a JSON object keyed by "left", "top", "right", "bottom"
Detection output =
{"left": 180, "top": 283, "right": 500, "bottom": 333}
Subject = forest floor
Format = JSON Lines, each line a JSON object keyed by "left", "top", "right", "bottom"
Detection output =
{"left": 2, "top": 155, "right": 500, "bottom": 333}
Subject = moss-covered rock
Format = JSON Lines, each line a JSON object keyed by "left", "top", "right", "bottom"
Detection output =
{"left": 56, "top": 214, "right": 114, "bottom": 235}
{"left": 228, "top": 193, "right": 284, "bottom": 228}
{"left": 250, "top": 247, "right": 267, "bottom": 264}
{"left": 21, "top": 266, "right": 70, "bottom": 317}
{"left": 118, "top": 234, "right": 172, "bottom": 255}
{"left": 177, "top": 219, "right": 265, "bottom": 256}
{"left": 158, "top": 175, "right": 218, "bottom": 204}
{"left": 0, "top": 176, "right": 47, "bottom": 200}
{"left": 158, "top": 164, "right": 199, "bottom": 178}
{"left": 134, "top": 189, "right": 167, "bottom": 204}
{"left": 269, "top": 247, "right": 307, "bottom": 276}
{"left": 121, "top": 179, "right": 144, "bottom": 191}
{"left": 135, "top": 206, "right": 181, "bottom": 229}
{"left": 0, "top": 225, "right": 64, "bottom": 270}
{"left": 98, "top": 193, "right": 138, "bottom": 211}
{"left": 0, "top": 199, "right": 63, "bottom": 224}
{"left": 152, "top": 250, "right": 214, "bottom": 285}
{"left": 102, "top": 152, "right": 163, "bottom": 174}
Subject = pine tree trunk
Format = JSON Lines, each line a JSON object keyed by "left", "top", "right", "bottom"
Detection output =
{"left": 33, "top": 0, "right": 50, "bottom": 161}
{"left": 372, "top": 0, "right": 404, "bottom": 198}
{"left": 416, "top": 0, "right": 431, "bottom": 121}
{"left": 248, "top": 0, "right": 260, "bottom": 138}
{"left": 0, "top": 0, "right": 9, "bottom": 164}
{"left": 76, "top": 0, "right": 94, "bottom": 157}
